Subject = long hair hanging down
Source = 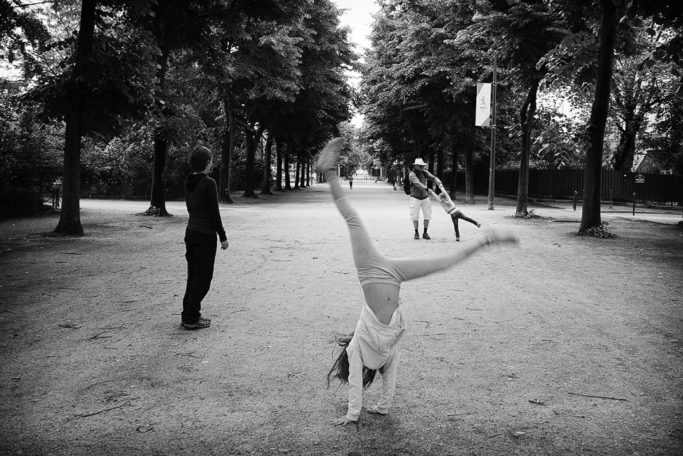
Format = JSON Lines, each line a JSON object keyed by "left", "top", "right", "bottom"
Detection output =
{"left": 327, "top": 332, "right": 377, "bottom": 389}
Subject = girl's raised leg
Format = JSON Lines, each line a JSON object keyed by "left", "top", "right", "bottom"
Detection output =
{"left": 316, "top": 139, "right": 385, "bottom": 274}
{"left": 454, "top": 209, "right": 481, "bottom": 228}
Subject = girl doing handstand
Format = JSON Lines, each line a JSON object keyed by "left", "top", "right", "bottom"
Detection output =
{"left": 316, "top": 138, "right": 518, "bottom": 425}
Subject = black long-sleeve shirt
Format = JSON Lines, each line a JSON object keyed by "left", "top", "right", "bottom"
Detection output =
{"left": 185, "top": 174, "right": 227, "bottom": 242}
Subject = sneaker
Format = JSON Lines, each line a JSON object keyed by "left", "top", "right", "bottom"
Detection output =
{"left": 476, "top": 222, "right": 481, "bottom": 228}
{"left": 455, "top": 236, "right": 460, "bottom": 242}
{"left": 414, "top": 232, "right": 420, "bottom": 240}
{"left": 315, "top": 138, "right": 344, "bottom": 174}
{"left": 181, "top": 317, "right": 211, "bottom": 330}
{"left": 422, "top": 232, "right": 431, "bottom": 240}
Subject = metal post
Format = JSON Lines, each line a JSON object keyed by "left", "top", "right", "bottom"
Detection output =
{"left": 632, "top": 192, "right": 636, "bottom": 216}
{"left": 487, "top": 53, "right": 497, "bottom": 210}
{"left": 609, "top": 188, "right": 613, "bottom": 209}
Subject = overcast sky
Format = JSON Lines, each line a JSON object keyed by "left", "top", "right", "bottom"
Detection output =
{"left": 332, "top": 0, "right": 379, "bottom": 52}
{"left": 332, "top": 0, "right": 380, "bottom": 126}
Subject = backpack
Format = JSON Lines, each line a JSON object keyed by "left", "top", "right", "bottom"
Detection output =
{"left": 403, "top": 173, "right": 411, "bottom": 195}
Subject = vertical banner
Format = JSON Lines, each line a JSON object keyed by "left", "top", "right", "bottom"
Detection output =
{"left": 475, "top": 82, "right": 491, "bottom": 127}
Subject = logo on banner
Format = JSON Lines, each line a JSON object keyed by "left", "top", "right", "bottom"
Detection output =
{"left": 475, "top": 83, "right": 491, "bottom": 127}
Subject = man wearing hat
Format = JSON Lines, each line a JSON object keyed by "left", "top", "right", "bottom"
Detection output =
{"left": 408, "top": 158, "right": 442, "bottom": 239}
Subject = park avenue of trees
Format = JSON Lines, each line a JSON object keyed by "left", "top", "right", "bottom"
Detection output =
{"left": 1, "top": 0, "right": 681, "bottom": 235}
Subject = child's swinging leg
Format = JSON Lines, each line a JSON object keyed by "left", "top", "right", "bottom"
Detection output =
{"left": 451, "top": 214, "right": 461, "bottom": 240}
{"left": 454, "top": 209, "right": 480, "bottom": 228}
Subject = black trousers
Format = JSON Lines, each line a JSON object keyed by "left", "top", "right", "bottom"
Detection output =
{"left": 450, "top": 210, "right": 479, "bottom": 238}
{"left": 182, "top": 229, "right": 217, "bottom": 323}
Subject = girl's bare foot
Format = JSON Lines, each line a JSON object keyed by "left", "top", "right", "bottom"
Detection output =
{"left": 316, "top": 137, "right": 344, "bottom": 174}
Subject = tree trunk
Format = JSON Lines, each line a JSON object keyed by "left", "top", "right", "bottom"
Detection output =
{"left": 436, "top": 147, "right": 444, "bottom": 183}
{"left": 145, "top": 47, "right": 171, "bottom": 216}
{"left": 302, "top": 161, "right": 307, "bottom": 187}
{"left": 54, "top": 0, "right": 97, "bottom": 236}
{"left": 275, "top": 140, "right": 283, "bottom": 191}
{"left": 612, "top": 116, "right": 639, "bottom": 172}
{"left": 146, "top": 129, "right": 170, "bottom": 215}
{"left": 219, "top": 97, "right": 235, "bottom": 203}
{"left": 284, "top": 150, "right": 292, "bottom": 190}
{"left": 516, "top": 79, "right": 539, "bottom": 217}
{"left": 261, "top": 134, "right": 273, "bottom": 195}
{"left": 294, "top": 157, "right": 300, "bottom": 189}
{"left": 243, "top": 127, "right": 258, "bottom": 197}
{"left": 449, "top": 144, "right": 458, "bottom": 200}
{"left": 579, "top": 0, "right": 620, "bottom": 233}
{"left": 301, "top": 157, "right": 309, "bottom": 188}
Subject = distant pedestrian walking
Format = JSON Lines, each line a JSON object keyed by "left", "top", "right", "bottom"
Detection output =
{"left": 316, "top": 138, "right": 519, "bottom": 425}
{"left": 52, "top": 177, "right": 62, "bottom": 210}
{"left": 428, "top": 186, "right": 481, "bottom": 241}
{"left": 181, "top": 146, "right": 229, "bottom": 330}
{"left": 349, "top": 174, "right": 353, "bottom": 190}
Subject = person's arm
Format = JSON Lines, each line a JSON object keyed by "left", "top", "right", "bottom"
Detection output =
{"left": 440, "top": 188, "right": 454, "bottom": 206}
{"left": 408, "top": 171, "right": 428, "bottom": 190}
{"left": 205, "top": 178, "right": 229, "bottom": 249}
{"left": 333, "top": 344, "right": 362, "bottom": 425}
{"left": 373, "top": 352, "right": 398, "bottom": 414}
{"left": 424, "top": 170, "right": 442, "bottom": 187}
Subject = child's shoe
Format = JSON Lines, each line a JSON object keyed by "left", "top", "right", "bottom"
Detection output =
{"left": 181, "top": 317, "right": 211, "bottom": 330}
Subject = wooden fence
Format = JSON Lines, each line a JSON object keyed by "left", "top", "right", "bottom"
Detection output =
{"left": 449, "top": 169, "right": 683, "bottom": 205}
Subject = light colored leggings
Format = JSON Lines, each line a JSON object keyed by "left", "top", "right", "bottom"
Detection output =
{"left": 325, "top": 175, "right": 476, "bottom": 285}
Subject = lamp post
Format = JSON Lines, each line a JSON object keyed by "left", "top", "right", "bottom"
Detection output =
{"left": 487, "top": 53, "right": 497, "bottom": 210}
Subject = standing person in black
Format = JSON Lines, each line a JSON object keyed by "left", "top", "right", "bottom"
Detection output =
{"left": 182, "top": 146, "right": 229, "bottom": 330}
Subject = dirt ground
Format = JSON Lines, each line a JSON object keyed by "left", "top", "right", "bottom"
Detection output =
{"left": 1, "top": 179, "right": 682, "bottom": 456}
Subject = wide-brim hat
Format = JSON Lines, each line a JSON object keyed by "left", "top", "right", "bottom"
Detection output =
{"left": 413, "top": 158, "right": 427, "bottom": 166}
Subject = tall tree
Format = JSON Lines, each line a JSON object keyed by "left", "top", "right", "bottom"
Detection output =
{"left": 41, "top": 0, "right": 155, "bottom": 234}
{"left": 610, "top": 20, "right": 680, "bottom": 171}
{"left": 469, "top": 0, "right": 565, "bottom": 216}
{"left": 363, "top": 0, "right": 498, "bottom": 202}
{"left": 611, "top": 52, "right": 672, "bottom": 171}
{"left": 578, "top": 0, "right": 624, "bottom": 233}
{"left": 201, "top": 0, "right": 308, "bottom": 199}
{"left": 54, "top": 0, "right": 96, "bottom": 235}
{"left": 273, "top": 0, "right": 354, "bottom": 166}
{"left": 142, "top": 1, "right": 211, "bottom": 216}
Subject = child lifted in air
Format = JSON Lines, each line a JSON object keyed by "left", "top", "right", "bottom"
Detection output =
{"left": 428, "top": 185, "right": 481, "bottom": 241}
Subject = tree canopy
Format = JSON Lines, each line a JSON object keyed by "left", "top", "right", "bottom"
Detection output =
{"left": 1, "top": 0, "right": 680, "bottom": 235}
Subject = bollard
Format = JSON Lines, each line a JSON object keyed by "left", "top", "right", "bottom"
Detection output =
{"left": 632, "top": 192, "right": 636, "bottom": 216}
{"left": 573, "top": 190, "right": 577, "bottom": 211}
{"left": 609, "top": 189, "right": 613, "bottom": 209}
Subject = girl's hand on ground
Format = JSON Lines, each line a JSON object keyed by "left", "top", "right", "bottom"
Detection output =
{"left": 220, "top": 240, "right": 229, "bottom": 250}
{"left": 332, "top": 416, "right": 355, "bottom": 426}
